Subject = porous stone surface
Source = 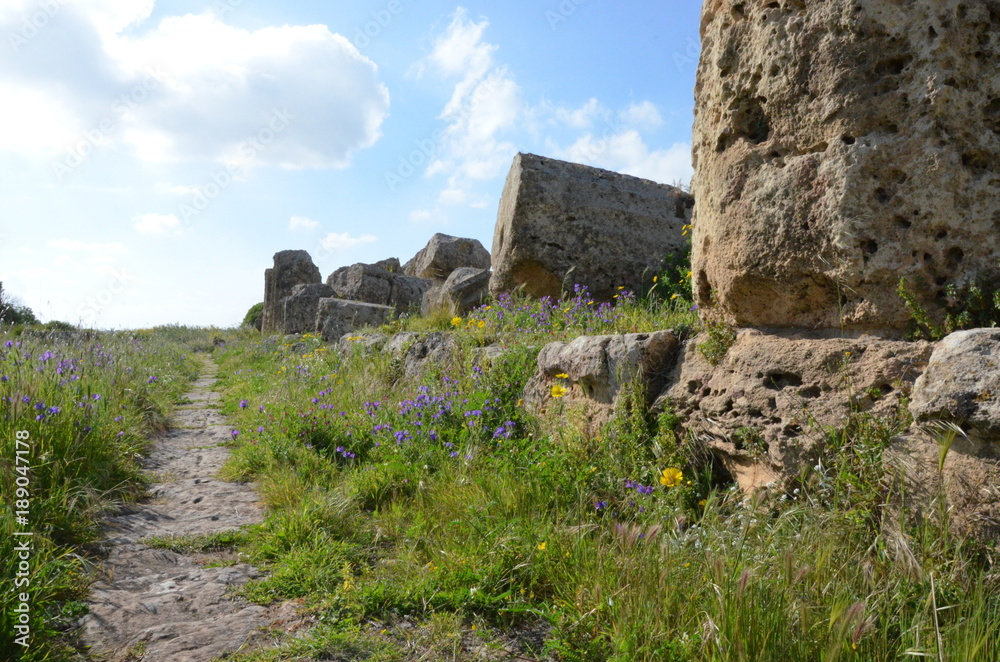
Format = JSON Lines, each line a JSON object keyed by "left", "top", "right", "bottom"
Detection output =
{"left": 490, "top": 153, "right": 694, "bottom": 302}
{"left": 422, "top": 267, "right": 491, "bottom": 316}
{"left": 281, "top": 283, "right": 335, "bottom": 335}
{"left": 401, "top": 332, "right": 460, "bottom": 379}
{"left": 315, "top": 298, "right": 395, "bottom": 342}
{"left": 374, "top": 257, "right": 402, "bottom": 273}
{"left": 524, "top": 331, "right": 681, "bottom": 434}
{"left": 326, "top": 263, "right": 432, "bottom": 314}
{"left": 657, "top": 330, "right": 933, "bottom": 489}
{"left": 262, "top": 251, "right": 321, "bottom": 334}
{"left": 403, "top": 233, "right": 491, "bottom": 282}
{"left": 693, "top": 1, "right": 1000, "bottom": 334}
{"left": 890, "top": 329, "right": 1000, "bottom": 540}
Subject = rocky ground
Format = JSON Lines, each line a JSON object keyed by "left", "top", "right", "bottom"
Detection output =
{"left": 79, "top": 358, "right": 281, "bottom": 662}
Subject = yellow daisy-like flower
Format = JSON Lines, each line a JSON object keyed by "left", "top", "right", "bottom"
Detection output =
{"left": 555, "top": 373, "right": 569, "bottom": 379}
{"left": 653, "top": 275, "right": 659, "bottom": 283}
{"left": 477, "top": 320, "right": 486, "bottom": 329}
{"left": 451, "top": 317, "right": 462, "bottom": 326}
{"left": 537, "top": 542, "right": 547, "bottom": 551}
{"left": 550, "top": 384, "right": 568, "bottom": 398}
{"left": 659, "top": 467, "right": 684, "bottom": 487}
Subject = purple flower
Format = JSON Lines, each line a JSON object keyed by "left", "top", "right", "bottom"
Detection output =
{"left": 230, "top": 429, "right": 239, "bottom": 439}
{"left": 4, "top": 340, "right": 12, "bottom": 348}
{"left": 147, "top": 376, "right": 158, "bottom": 384}
{"left": 429, "top": 430, "right": 439, "bottom": 442}
{"left": 595, "top": 501, "right": 608, "bottom": 511}
{"left": 92, "top": 394, "right": 101, "bottom": 401}
{"left": 47, "top": 406, "right": 61, "bottom": 415}
{"left": 259, "top": 405, "right": 266, "bottom": 412}
{"left": 239, "top": 399, "right": 249, "bottom": 409}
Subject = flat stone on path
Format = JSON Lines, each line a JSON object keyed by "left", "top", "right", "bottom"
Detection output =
{"left": 80, "top": 358, "right": 276, "bottom": 662}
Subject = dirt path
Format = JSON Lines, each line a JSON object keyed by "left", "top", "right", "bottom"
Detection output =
{"left": 80, "top": 357, "right": 270, "bottom": 661}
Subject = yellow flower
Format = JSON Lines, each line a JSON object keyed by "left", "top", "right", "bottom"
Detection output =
{"left": 618, "top": 286, "right": 625, "bottom": 290}
{"left": 670, "top": 294, "right": 679, "bottom": 300}
{"left": 550, "top": 384, "right": 568, "bottom": 398}
{"left": 517, "top": 398, "right": 524, "bottom": 407}
{"left": 653, "top": 276, "right": 659, "bottom": 283}
{"left": 537, "top": 542, "right": 547, "bottom": 551}
{"left": 659, "top": 467, "right": 684, "bottom": 487}
{"left": 477, "top": 320, "right": 486, "bottom": 329}
{"left": 555, "top": 373, "right": 569, "bottom": 379}
{"left": 698, "top": 499, "right": 707, "bottom": 508}
{"left": 451, "top": 317, "right": 462, "bottom": 326}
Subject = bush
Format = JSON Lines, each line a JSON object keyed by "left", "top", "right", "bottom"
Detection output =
{"left": 243, "top": 302, "right": 264, "bottom": 331}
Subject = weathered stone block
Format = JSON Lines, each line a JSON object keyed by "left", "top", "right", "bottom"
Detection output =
{"left": 422, "top": 267, "right": 491, "bottom": 316}
{"left": 658, "top": 330, "right": 932, "bottom": 490}
{"left": 282, "top": 283, "right": 335, "bottom": 335}
{"left": 262, "top": 251, "right": 321, "bottom": 334}
{"left": 490, "top": 153, "right": 693, "bottom": 302}
{"left": 404, "top": 233, "right": 491, "bottom": 281}
{"left": 524, "top": 331, "right": 681, "bottom": 434}
{"left": 315, "top": 299, "right": 395, "bottom": 342}
{"left": 693, "top": 1, "right": 1000, "bottom": 334}
{"left": 326, "top": 263, "right": 432, "bottom": 314}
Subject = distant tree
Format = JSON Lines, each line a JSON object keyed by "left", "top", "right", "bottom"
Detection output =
{"left": 0, "top": 282, "right": 39, "bottom": 326}
{"left": 243, "top": 302, "right": 264, "bottom": 331}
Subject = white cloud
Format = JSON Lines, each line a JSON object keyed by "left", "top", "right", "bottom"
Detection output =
{"left": 620, "top": 101, "right": 663, "bottom": 130}
{"left": 47, "top": 238, "right": 129, "bottom": 265}
{"left": 416, "top": 8, "right": 521, "bottom": 213}
{"left": 554, "top": 98, "right": 605, "bottom": 129}
{"left": 289, "top": 216, "right": 320, "bottom": 230}
{"left": 409, "top": 209, "right": 433, "bottom": 223}
{"left": 133, "top": 212, "right": 182, "bottom": 236}
{"left": 558, "top": 131, "right": 693, "bottom": 186}
{"left": 320, "top": 232, "right": 378, "bottom": 252}
{"left": 0, "top": 4, "right": 390, "bottom": 169}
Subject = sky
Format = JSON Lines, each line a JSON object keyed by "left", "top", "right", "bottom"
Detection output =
{"left": 0, "top": 0, "right": 703, "bottom": 328}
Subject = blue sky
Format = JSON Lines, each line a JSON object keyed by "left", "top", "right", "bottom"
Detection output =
{"left": 0, "top": 0, "right": 702, "bottom": 328}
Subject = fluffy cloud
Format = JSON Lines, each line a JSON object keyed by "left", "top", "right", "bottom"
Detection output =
{"left": 0, "top": 3, "right": 390, "bottom": 169}
{"left": 290, "top": 216, "right": 320, "bottom": 230}
{"left": 321, "top": 232, "right": 378, "bottom": 252}
{"left": 133, "top": 213, "right": 182, "bottom": 236}
{"left": 418, "top": 9, "right": 521, "bottom": 199}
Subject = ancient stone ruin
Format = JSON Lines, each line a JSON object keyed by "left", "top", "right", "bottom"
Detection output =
{"left": 490, "top": 153, "right": 694, "bottom": 302}
{"left": 692, "top": 0, "right": 1000, "bottom": 335}
{"left": 261, "top": 233, "right": 494, "bottom": 339}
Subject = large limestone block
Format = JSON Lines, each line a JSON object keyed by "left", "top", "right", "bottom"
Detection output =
{"left": 421, "top": 267, "right": 491, "bottom": 317}
{"left": 524, "top": 331, "right": 681, "bottom": 434}
{"left": 262, "top": 251, "right": 321, "bottom": 334}
{"left": 326, "top": 263, "right": 432, "bottom": 314}
{"left": 657, "top": 330, "right": 933, "bottom": 489}
{"left": 693, "top": 1, "right": 1000, "bottom": 334}
{"left": 890, "top": 328, "right": 1000, "bottom": 540}
{"left": 403, "top": 233, "right": 491, "bottom": 281}
{"left": 315, "top": 299, "right": 395, "bottom": 342}
{"left": 490, "top": 153, "right": 694, "bottom": 302}
{"left": 282, "top": 283, "right": 335, "bottom": 335}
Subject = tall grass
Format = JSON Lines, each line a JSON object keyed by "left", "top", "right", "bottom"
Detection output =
{"left": 211, "top": 290, "right": 999, "bottom": 661}
{"left": 0, "top": 331, "right": 201, "bottom": 660}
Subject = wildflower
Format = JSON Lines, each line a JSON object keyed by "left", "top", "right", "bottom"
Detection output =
{"left": 477, "top": 320, "right": 486, "bottom": 329}
{"left": 555, "top": 373, "right": 569, "bottom": 379}
{"left": 550, "top": 384, "right": 568, "bottom": 398}
{"left": 537, "top": 542, "right": 547, "bottom": 551}
{"left": 147, "top": 376, "right": 158, "bottom": 384}
{"left": 230, "top": 430, "right": 239, "bottom": 439}
{"left": 653, "top": 276, "right": 658, "bottom": 283}
{"left": 239, "top": 399, "right": 248, "bottom": 409}
{"left": 659, "top": 467, "right": 684, "bottom": 487}
{"left": 451, "top": 317, "right": 462, "bottom": 326}
{"left": 594, "top": 500, "right": 608, "bottom": 510}
{"left": 92, "top": 394, "right": 101, "bottom": 401}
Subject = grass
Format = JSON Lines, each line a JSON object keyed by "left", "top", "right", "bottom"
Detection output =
{"left": 206, "top": 288, "right": 1000, "bottom": 661}
{"left": 0, "top": 328, "right": 206, "bottom": 660}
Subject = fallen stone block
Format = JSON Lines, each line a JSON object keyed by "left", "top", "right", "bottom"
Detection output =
{"left": 315, "top": 299, "right": 395, "bottom": 342}
{"left": 404, "top": 233, "right": 491, "bottom": 282}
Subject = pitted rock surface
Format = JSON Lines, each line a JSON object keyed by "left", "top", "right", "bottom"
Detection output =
{"left": 81, "top": 359, "right": 275, "bottom": 662}
{"left": 693, "top": 1, "right": 1000, "bottom": 333}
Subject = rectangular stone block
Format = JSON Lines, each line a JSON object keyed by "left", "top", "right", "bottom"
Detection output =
{"left": 316, "top": 298, "right": 395, "bottom": 342}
